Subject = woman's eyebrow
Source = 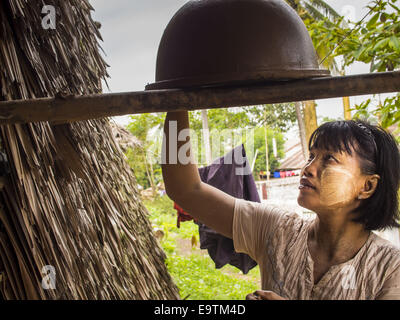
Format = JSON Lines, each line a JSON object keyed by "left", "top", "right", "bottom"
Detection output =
{"left": 312, "top": 149, "right": 344, "bottom": 160}
{"left": 326, "top": 151, "right": 343, "bottom": 159}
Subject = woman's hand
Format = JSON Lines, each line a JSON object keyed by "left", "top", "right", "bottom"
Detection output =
{"left": 246, "top": 290, "right": 287, "bottom": 300}
{"left": 162, "top": 111, "right": 235, "bottom": 238}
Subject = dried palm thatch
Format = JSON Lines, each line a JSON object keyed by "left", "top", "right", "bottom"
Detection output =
{"left": 0, "top": 0, "right": 180, "bottom": 299}
{"left": 110, "top": 121, "right": 142, "bottom": 153}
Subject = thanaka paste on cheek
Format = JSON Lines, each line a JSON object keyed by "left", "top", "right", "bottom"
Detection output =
{"left": 320, "top": 167, "right": 358, "bottom": 208}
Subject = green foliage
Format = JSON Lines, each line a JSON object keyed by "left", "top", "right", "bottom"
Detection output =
{"left": 305, "top": 17, "right": 344, "bottom": 73}
{"left": 288, "top": 0, "right": 342, "bottom": 73}
{"left": 243, "top": 104, "right": 297, "bottom": 132}
{"left": 351, "top": 98, "right": 379, "bottom": 124}
{"left": 339, "top": 0, "right": 400, "bottom": 129}
{"left": 126, "top": 113, "right": 165, "bottom": 189}
{"left": 336, "top": 0, "right": 400, "bottom": 72}
{"left": 125, "top": 106, "right": 292, "bottom": 188}
{"left": 351, "top": 94, "right": 400, "bottom": 129}
{"left": 145, "top": 194, "right": 199, "bottom": 241}
{"left": 191, "top": 106, "right": 294, "bottom": 159}
{"left": 127, "top": 112, "right": 164, "bottom": 141}
{"left": 379, "top": 93, "right": 400, "bottom": 128}
{"left": 305, "top": 0, "right": 400, "bottom": 129}
{"left": 285, "top": 0, "right": 340, "bottom": 23}
{"left": 246, "top": 127, "right": 285, "bottom": 179}
{"left": 306, "top": 0, "right": 399, "bottom": 72}
{"left": 144, "top": 196, "right": 260, "bottom": 300}
{"left": 188, "top": 108, "right": 255, "bottom": 165}
{"left": 205, "top": 108, "right": 252, "bottom": 130}
{"left": 318, "top": 115, "right": 344, "bottom": 125}
{"left": 125, "top": 147, "right": 150, "bottom": 189}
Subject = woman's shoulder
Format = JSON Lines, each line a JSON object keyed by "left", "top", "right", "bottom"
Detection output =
{"left": 367, "top": 233, "right": 400, "bottom": 298}
{"left": 367, "top": 232, "right": 400, "bottom": 273}
{"left": 235, "top": 198, "right": 301, "bottom": 218}
{"left": 249, "top": 200, "right": 307, "bottom": 222}
{"left": 258, "top": 202, "right": 312, "bottom": 237}
{"left": 370, "top": 232, "right": 400, "bottom": 259}
{"left": 234, "top": 198, "right": 312, "bottom": 236}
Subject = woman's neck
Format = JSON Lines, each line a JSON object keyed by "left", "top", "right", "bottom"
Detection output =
{"left": 308, "top": 215, "right": 370, "bottom": 264}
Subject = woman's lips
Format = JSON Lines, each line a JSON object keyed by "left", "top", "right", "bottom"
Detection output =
{"left": 299, "top": 185, "right": 315, "bottom": 190}
{"left": 299, "top": 178, "right": 316, "bottom": 190}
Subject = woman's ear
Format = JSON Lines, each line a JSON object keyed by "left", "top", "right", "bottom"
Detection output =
{"left": 358, "top": 174, "right": 380, "bottom": 200}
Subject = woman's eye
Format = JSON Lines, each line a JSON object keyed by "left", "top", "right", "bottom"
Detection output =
{"left": 324, "top": 154, "right": 336, "bottom": 162}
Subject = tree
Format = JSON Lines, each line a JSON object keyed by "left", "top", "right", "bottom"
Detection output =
{"left": 242, "top": 104, "right": 297, "bottom": 176}
{"left": 243, "top": 104, "right": 297, "bottom": 132}
{"left": 127, "top": 106, "right": 294, "bottom": 183}
{"left": 338, "top": 0, "right": 400, "bottom": 128}
{"left": 307, "top": 0, "right": 400, "bottom": 129}
{"left": 286, "top": 0, "right": 341, "bottom": 72}
{"left": 250, "top": 127, "right": 286, "bottom": 180}
{"left": 127, "top": 113, "right": 164, "bottom": 193}
{"left": 285, "top": 0, "right": 342, "bottom": 157}
{"left": 191, "top": 106, "right": 296, "bottom": 169}
{"left": 286, "top": 0, "right": 341, "bottom": 23}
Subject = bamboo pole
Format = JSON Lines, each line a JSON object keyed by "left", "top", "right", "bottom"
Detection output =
{"left": 264, "top": 110, "right": 270, "bottom": 181}
{"left": 0, "top": 71, "right": 399, "bottom": 125}
{"left": 201, "top": 109, "right": 212, "bottom": 164}
{"left": 304, "top": 100, "right": 318, "bottom": 143}
{"left": 343, "top": 96, "right": 352, "bottom": 120}
{"left": 295, "top": 101, "right": 308, "bottom": 161}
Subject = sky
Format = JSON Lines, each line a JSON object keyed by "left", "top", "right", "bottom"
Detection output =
{"left": 89, "top": 0, "right": 389, "bottom": 128}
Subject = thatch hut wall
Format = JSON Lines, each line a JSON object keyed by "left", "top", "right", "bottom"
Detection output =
{"left": 0, "top": 0, "right": 179, "bottom": 299}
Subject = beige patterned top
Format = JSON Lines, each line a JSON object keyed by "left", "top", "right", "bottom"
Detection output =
{"left": 233, "top": 198, "right": 400, "bottom": 300}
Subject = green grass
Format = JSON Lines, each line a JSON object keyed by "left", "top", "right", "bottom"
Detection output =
{"left": 144, "top": 195, "right": 260, "bottom": 300}
{"left": 165, "top": 254, "right": 259, "bottom": 300}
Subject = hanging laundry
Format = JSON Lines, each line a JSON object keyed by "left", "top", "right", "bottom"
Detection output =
{"left": 173, "top": 144, "right": 260, "bottom": 274}
{"left": 174, "top": 202, "right": 194, "bottom": 228}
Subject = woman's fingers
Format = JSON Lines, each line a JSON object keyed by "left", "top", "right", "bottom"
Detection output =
{"left": 246, "top": 290, "right": 287, "bottom": 300}
{"left": 255, "top": 290, "right": 287, "bottom": 300}
{"left": 245, "top": 292, "right": 261, "bottom": 300}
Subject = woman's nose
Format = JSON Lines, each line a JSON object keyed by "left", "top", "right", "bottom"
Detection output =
{"left": 302, "top": 157, "right": 318, "bottom": 177}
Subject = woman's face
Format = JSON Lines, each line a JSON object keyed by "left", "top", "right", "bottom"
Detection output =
{"left": 297, "top": 146, "right": 366, "bottom": 214}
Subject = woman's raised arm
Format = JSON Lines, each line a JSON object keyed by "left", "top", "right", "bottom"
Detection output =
{"left": 161, "top": 111, "right": 235, "bottom": 238}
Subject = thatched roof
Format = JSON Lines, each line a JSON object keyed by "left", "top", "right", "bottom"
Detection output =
{"left": 279, "top": 140, "right": 306, "bottom": 170}
{"left": 110, "top": 121, "right": 142, "bottom": 152}
{"left": 0, "top": 0, "right": 179, "bottom": 299}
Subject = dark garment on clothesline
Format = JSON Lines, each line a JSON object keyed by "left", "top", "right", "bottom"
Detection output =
{"left": 195, "top": 144, "right": 260, "bottom": 274}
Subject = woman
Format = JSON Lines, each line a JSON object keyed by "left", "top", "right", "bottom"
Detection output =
{"left": 162, "top": 111, "right": 400, "bottom": 300}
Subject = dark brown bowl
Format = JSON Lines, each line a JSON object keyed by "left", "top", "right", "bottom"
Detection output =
{"left": 146, "top": 0, "right": 330, "bottom": 90}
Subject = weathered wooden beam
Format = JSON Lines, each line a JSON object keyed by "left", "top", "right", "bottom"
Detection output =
{"left": 0, "top": 71, "right": 399, "bottom": 124}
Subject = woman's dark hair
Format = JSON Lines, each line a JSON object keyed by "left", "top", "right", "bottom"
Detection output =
{"left": 308, "top": 120, "right": 400, "bottom": 231}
